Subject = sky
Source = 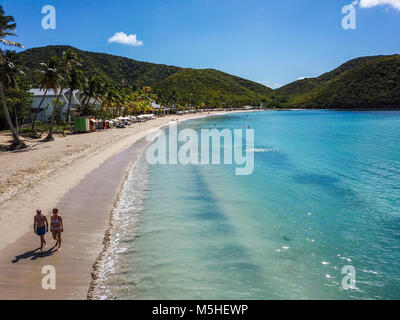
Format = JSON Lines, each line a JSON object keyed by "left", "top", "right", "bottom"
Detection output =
{"left": 2, "top": 0, "right": 400, "bottom": 88}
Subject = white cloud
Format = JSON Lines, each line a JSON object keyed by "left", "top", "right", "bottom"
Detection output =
{"left": 355, "top": 0, "right": 400, "bottom": 10}
{"left": 297, "top": 76, "right": 309, "bottom": 80}
{"left": 108, "top": 32, "right": 143, "bottom": 46}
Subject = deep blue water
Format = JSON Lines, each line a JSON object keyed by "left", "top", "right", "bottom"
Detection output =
{"left": 98, "top": 110, "right": 400, "bottom": 300}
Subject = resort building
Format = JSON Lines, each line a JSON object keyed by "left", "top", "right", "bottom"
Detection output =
{"left": 29, "top": 88, "right": 81, "bottom": 122}
{"left": 152, "top": 102, "right": 170, "bottom": 116}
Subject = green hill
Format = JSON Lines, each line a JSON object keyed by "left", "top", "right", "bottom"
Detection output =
{"left": 16, "top": 45, "right": 180, "bottom": 88}
{"left": 275, "top": 55, "right": 400, "bottom": 108}
{"left": 16, "top": 45, "right": 273, "bottom": 106}
{"left": 154, "top": 68, "right": 273, "bottom": 107}
{"left": 16, "top": 46, "right": 400, "bottom": 109}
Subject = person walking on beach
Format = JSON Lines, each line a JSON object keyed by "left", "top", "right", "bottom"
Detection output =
{"left": 50, "top": 208, "right": 63, "bottom": 250}
{"left": 33, "top": 209, "right": 48, "bottom": 253}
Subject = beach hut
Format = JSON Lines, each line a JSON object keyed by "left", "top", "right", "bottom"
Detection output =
{"left": 96, "top": 120, "right": 104, "bottom": 130}
{"left": 89, "top": 119, "right": 97, "bottom": 131}
{"left": 74, "top": 116, "right": 95, "bottom": 133}
{"left": 104, "top": 120, "right": 113, "bottom": 129}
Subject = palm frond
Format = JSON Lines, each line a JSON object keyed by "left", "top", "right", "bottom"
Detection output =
{"left": 0, "top": 39, "right": 24, "bottom": 48}
{"left": 2, "top": 32, "right": 17, "bottom": 37}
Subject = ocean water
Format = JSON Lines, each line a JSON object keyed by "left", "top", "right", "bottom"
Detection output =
{"left": 96, "top": 110, "right": 400, "bottom": 300}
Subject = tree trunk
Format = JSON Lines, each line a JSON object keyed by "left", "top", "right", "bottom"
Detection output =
{"left": 82, "top": 96, "right": 91, "bottom": 116}
{"left": 31, "top": 89, "right": 48, "bottom": 131}
{"left": 42, "top": 87, "right": 64, "bottom": 142}
{"left": 13, "top": 104, "right": 19, "bottom": 136}
{"left": 0, "top": 82, "right": 26, "bottom": 149}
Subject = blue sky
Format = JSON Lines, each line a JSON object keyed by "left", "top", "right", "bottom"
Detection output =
{"left": 2, "top": 0, "right": 400, "bottom": 88}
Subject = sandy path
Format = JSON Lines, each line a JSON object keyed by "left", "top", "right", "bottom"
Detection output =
{"left": 0, "top": 111, "right": 241, "bottom": 299}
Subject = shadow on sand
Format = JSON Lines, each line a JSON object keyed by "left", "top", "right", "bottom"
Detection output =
{"left": 12, "top": 245, "right": 58, "bottom": 263}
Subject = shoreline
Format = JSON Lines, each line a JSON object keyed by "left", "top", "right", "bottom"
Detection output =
{"left": 87, "top": 110, "right": 250, "bottom": 299}
{"left": 0, "top": 110, "right": 255, "bottom": 300}
{"left": 87, "top": 138, "right": 149, "bottom": 300}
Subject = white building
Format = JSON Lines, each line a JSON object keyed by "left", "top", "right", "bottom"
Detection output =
{"left": 151, "top": 102, "right": 170, "bottom": 115}
{"left": 29, "top": 88, "right": 81, "bottom": 122}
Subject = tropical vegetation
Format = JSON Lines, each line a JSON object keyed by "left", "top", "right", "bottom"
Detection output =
{"left": 275, "top": 55, "right": 400, "bottom": 108}
{"left": 17, "top": 45, "right": 274, "bottom": 109}
{"left": 0, "top": 5, "right": 27, "bottom": 149}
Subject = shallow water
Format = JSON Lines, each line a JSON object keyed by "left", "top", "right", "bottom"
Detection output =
{"left": 97, "top": 110, "right": 400, "bottom": 300}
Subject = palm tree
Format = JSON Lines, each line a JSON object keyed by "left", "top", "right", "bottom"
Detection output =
{"left": 65, "top": 68, "right": 85, "bottom": 122}
{"left": 101, "top": 86, "right": 117, "bottom": 117}
{"left": 62, "top": 49, "right": 82, "bottom": 71}
{"left": 79, "top": 76, "right": 103, "bottom": 116}
{"left": 0, "top": 50, "right": 26, "bottom": 132}
{"left": 31, "top": 58, "right": 63, "bottom": 131}
{"left": 0, "top": 6, "right": 23, "bottom": 49}
{"left": 0, "top": 51, "right": 24, "bottom": 87}
{"left": 41, "top": 57, "right": 63, "bottom": 142}
{"left": 42, "top": 50, "right": 81, "bottom": 142}
{"left": 0, "top": 5, "right": 25, "bottom": 149}
{"left": 62, "top": 49, "right": 82, "bottom": 122}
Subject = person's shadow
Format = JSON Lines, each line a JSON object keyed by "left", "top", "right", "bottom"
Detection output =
{"left": 12, "top": 245, "right": 58, "bottom": 263}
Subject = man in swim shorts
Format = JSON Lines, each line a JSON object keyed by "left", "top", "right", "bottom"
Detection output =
{"left": 34, "top": 209, "right": 48, "bottom": 253}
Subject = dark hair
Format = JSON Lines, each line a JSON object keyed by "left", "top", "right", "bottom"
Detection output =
{"left": 53, "top": 208, "right": 58, "bottom": 213}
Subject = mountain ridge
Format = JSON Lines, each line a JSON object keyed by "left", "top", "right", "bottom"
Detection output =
{"left": 15, "top": 45, "right": 400, "bottom": 109}
{"left": 16, "top": 45, "right": 273, "bottom": 106}
{"left": 275, "top": 54, "right": 400, "bottom": 108}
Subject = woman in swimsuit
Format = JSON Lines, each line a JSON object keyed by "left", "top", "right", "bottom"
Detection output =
{"left": 50, "top": 208, "right": 63, "bottom": 250}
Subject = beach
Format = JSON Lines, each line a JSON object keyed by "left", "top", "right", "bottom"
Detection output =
{"left": 0, "top": 111, "right": 235, "bottom": 300}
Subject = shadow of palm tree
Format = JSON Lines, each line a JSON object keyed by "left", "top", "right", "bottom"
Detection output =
{"left": 12, "top": 245, "right": 57, "bottom": 263}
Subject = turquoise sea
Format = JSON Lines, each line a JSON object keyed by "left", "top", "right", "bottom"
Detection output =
{"left": 96, "top": 110, "right": 400, "bottom": 300}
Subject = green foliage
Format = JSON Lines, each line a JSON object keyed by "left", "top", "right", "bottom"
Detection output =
{"left": 0, "top": 5, "right": 23, "bottom": 48}
{"left": 17, "top": 45, "right": 273, "bottom": 108}
{"left": 15, "top": 45, "right": 400, "bottom": 111}
{"left": 0, "top": 50, "right": 32, "bottom": 130}
{"left": 0, "top": 87, "right": 32, "bottom": 129}
{"left": 17, "top": 45, "right": 180, "bottom": 88}
{"left": 276, "top": 55, "right": 400, "bottom": 108}
{"left": 154, "top": 68, "right": 273, "bottom": 108}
